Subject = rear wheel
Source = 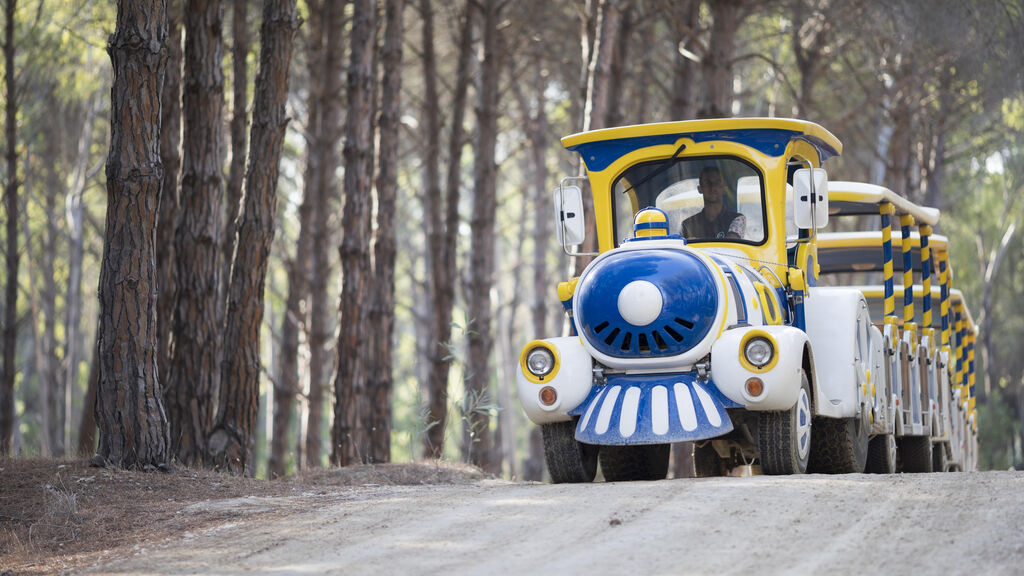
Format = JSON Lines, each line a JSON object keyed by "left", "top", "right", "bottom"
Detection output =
{"left": 808, "top": 415, "right": 869, "bottom": 474}
{"left": 542, "top": 419, "right": 599, "bottom": 483}
{"left": 897, "top": 436, "right": 933, "bottom": 473}
{"left": 758, "top": 371, "right": 812, "bottom": 475}
{"left": 932, "top": 442, "right": 948, "bottom": 472}
{"left": 600, "top": 444, "right": 671, "bottom": 482}
{"left": 865, "top": 434, "right": 897, "bottom": 474}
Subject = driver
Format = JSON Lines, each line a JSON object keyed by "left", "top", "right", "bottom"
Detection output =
{"left": 681, "top": 166, "right": 745, "bottom": 240}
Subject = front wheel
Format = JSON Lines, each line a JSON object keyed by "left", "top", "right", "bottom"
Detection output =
{"left": 758, "top": 371, "right": 812, "bottom": 475}
{"left": 897, "top": 436, "right": 933, "bottom": 473}
{"left": 865, "top": 434, "right": 897, "bottom": 474}
{"left": 808, "top": 415, "right": 869, "bottom": 474}
{"left": 542, "top": 419, "right": 599, "bottom": 483}
{"left": 932, "top": 441, "right": 948, "bottom": 472}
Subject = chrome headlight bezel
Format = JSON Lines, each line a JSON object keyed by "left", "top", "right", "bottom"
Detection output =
{"left": 744, "top": 337, "right": 774, "bottom": 368}
{"left": 526, "top": 347, "right": 556, "bottom": 377}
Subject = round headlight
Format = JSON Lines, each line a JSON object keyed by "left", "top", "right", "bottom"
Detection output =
{"left": 744, "top": 337, "right": 774, "bottom": 368}
{"left": 526, "top": 347, "right": 555, "bottom": 377}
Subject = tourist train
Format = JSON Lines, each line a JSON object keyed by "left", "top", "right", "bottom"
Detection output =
{"left": 516, "top": 118, "right": 979, "bottom": 481}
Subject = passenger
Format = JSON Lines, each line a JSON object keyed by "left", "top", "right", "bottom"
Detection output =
{"left": 681, "top": 166, "right": 745, "bottom": 240}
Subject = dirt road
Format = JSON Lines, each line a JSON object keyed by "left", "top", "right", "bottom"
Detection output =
{"left": 88, "top": 471, "right": 1022, "bottom": 575}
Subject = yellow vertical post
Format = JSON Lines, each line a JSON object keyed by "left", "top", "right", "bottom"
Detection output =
{"left": 880, "top": 203, "right": 896, "bottom": 319}
{"left": 899, "top": 214, "right": 916, "bottom": 343}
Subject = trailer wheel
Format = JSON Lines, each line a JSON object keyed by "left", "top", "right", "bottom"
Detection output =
{"left": 897, "top": 436, "right": 933, "bottom": 473}
{"left": 600, "top": 444, "right": 671, "bottom": 482}
{"left": 932, "top": 442, "right": 948, "bottom": 472}
{"left": 542, "top": 419, "right": 598, "bottom": 483}
{"left": 865, "top": 434, "right": 897, "bottom": 474}
{"left": 808, "top": 415, "right": 869, "bottom": 474}
{"left": 758, "top": 371, "right": 812, "bottom": 475}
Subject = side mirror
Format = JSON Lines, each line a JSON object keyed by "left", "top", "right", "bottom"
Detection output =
{"left": 793, "top": 168, "right": 829, "bottom": 229}
{"left": 553, "top": 185, "right": 586, "bottom": 248}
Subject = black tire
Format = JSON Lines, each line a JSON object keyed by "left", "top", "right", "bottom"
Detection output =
{"left": 600, "top": 444, "right": 671, "bottom": 482}
{"left": 542, "top": 419, "right": 599, "bottom": 483}
{"left": 807, "top": 415, "right": 869, "bottom": 474}
{"left": 865, "top": 434, "right": 897, "bottom": 474}
{"left": 932, "top": 442, "right": 948, "bottom": 473}
{"left": 693, "top": 442, "right": 725, "bottom": 478}
{"left": 758, "top": 371, "right": 813, "bottom": 475}
{"left": 897, "top": 436, "right": 933, "bottom": 473}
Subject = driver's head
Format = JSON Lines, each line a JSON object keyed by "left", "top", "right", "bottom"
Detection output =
{"left": 698, "top": 166, "right": 727, "bottom": 204}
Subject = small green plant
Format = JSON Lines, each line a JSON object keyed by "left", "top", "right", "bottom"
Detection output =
{"left": 458, "top": 386, "right": 501, "bottom": 465}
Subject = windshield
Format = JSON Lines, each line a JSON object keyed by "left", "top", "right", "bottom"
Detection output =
{"left": 612, "top": 156, "right": 767, "bottom": 246}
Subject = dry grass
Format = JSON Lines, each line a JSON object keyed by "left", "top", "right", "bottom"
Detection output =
{"left": 0, "top": 458, "right": 488, "bottom": 575}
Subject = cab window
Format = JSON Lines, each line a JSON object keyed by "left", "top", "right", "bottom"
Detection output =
{"left": 612, "top": 156, "right": 767, "bottom": 246}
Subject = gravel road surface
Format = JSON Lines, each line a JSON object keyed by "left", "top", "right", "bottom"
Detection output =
{"left": 89, "top": 470, "right": 1023, "bottom": 576}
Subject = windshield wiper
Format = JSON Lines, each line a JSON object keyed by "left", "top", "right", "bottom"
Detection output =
{"left": 620, "top": 142, "right": 687, "bottom": 196}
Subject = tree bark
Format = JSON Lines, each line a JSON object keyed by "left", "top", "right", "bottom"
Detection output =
{"left": 418, "top": 0, "right": 443, "bottom": 459}
{"left": 306, "top": 0, "right": 344, "bottom": 470}
{"left": 1, "top": 0, "right": 18, "bottom": 457}
{"left": 222, "top": 0, "right": 249, "bottom": 306}
{"left": 210, "top": 0, "right": 298, "bottom": 476}
{"left": 332, "top": 0, "right": 377, "bottom": 467}
{"left": 156, "top": 0, "right": 182, "bottom": 414}
{"left": 463, "top": 0, "right": 502, "bottom": 474}
{"left": 422, "top": 0, "right": 473, "bottom": 461}
{"left": 168, "top": 0, "right": 226, "bottom": 465}
{"left": 367, "top": 0, "right": 403, "bottom": 464}
{"left": 94, "top": 0, "right": 171, "bottom": 470}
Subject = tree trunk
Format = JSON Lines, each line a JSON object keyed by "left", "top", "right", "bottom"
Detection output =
{"left": 422, "top": 0, "right": 473, "bottom": 461}
{"left": 270, "top": 0, "right": 325, "bottom": 476}
{"left": 306, "top": 0, "right": 344, "bottom": 470}
{"left": 367, "top": 0, "right": 403, "bottom": 464}
{"left": 418, "top": 0, "right": 443, "bottom": 459}
{"left": 156, "top": 0, "right": 182, "bottom": 413}
{"left": 791, "top": 0, "right": 840, "bottom": 119}
{"left": 669, "top": 0, "right": 699, "bottom": 120}
{"left": 94, "top": 0, "right": 171, "bottom": 470}
{"left": 574, "top": 0, "right": 620, "bottom": 276}
{"left": 222, "top": 0, "right": 249, "bottom": 306}
{"left": 1, "top": 0, "right": 18, "bottom": 457}
{"left": 210, "top": 0, "right": 298, "bottom": 476}
{"left": 463, "top": 0, "right": 502, "bottom": 474}
{"left": 698, "top": 0, "right": 745, "bottom": 119}
{"left": 25, "top": 146, "right": 54, "bottom": 457}
{"left": 524, "top": 53, "right": 550, "bottom": 481}
{"left": 604, "top": 4, "right": 630, "bottom": 128}
{"left": 77, "top": 339, "right": 99, "bottom": 456}
{"left": 332, "top": 0, "right": 377, "bottom": 467}
{"left": 168, "top": 0, "right": 226, "bottom": 465}
{"left": 41, "top": 142, "right": 61, "bottom": 455}
{"left": 63, "top": 80, "right": 103, "bottom": 457}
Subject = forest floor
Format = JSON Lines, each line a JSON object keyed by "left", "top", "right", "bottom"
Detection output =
{"left": 2, "top": 458, "right": 1022, "bottom": 575}
{"left": 0, "top": 458, "right": 487, "bottom": 575}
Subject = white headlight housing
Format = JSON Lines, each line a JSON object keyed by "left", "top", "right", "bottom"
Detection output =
{"left": 744, "top": 337, "right": 774, "bottom": 367}
{"left": 526, "top": 347, "right": 555, "bottom": 377}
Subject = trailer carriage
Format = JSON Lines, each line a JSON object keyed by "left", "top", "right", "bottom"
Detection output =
{"left": 515, "top": 118, "right": 979, "bottom": 482}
